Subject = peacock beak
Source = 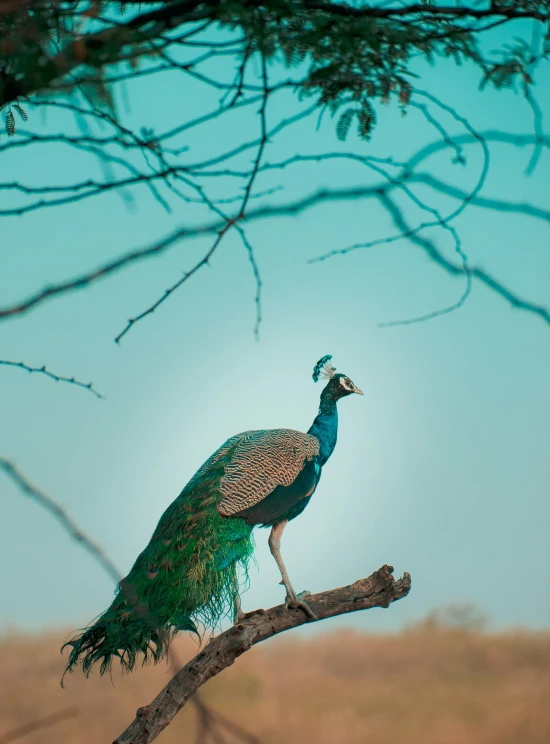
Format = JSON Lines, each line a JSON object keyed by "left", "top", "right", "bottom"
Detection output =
{"left": 353, "top": 386, "right": 364, "bottom": 396}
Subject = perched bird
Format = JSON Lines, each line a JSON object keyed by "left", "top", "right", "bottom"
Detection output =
{"left": 62, "top": 355, "right": 362, "bottom": 680}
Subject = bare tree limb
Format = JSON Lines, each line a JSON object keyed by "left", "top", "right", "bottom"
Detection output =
{"left": 0, "top": 184, "right": 379, "bottom": 323}
{"left": 408, "top": 172, "right": 550, "bottom": 223}
{"left": 114, "top": 54, "right": 270, "bottom": 344}
{"left": 297, "top": 2, "right": 550, "bottom": 23}
{"left": 113, "top": 215, "right": 241, "bottom": 344}
{"left": 2, "top": 176, "right": 549, "bottom": 330}
{"left": 0, "top": 360, "right": 104, "bottom": 399}
{"left": 114, "top": 565, "right": 411, "bottom": 744}
{"left": 193, "top": 696, "right": 261, "bottom": 744}
{"left": 0, "top": 709, "right": 78, "bottom": 744}
{"left": 0, "top": 458, "right": 120, "bottom": 583}
{"left": 379, "top": 191, "right": 550, "bottom": 326}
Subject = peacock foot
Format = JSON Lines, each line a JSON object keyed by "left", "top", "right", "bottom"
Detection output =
{"left": 234, "top": 608, "right": 266, "bottom": 624}
{"left": 284, "top": 588, "right": 317, "bottom": 621}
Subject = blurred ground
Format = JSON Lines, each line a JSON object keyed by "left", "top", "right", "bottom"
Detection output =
{"left": 1, "top": 618, "right": 550, "bottom": 744}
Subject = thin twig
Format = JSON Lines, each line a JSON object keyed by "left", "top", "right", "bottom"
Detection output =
{"left": 0, "top": 360, "right": 103, "bottom": 399}
{"left": 115, "top": 54, "right": 269, "bottom": 343}
{"left": 2, "top": 176, "right": 547, "bottom": 329}
{"left": 0, "top": 458, "right": 120, "bottom": 582}
{"left": 0, "top": 709, "right": 78, "bottom": 744}
{"left": 379, "top": 191, "right": 550, "bottom": 325}
{"left": 376, "top": 90, "right": 489, "bottom": 327}
{"left": 113, "top": 216, "right": 240, "bottom": 344}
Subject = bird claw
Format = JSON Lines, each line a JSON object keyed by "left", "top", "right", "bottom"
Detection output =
{"left": 234, "top": 608, "right": 265, "bottom": 624}
{"left": 284, "top": 592, "right": 317, "bottom": 621}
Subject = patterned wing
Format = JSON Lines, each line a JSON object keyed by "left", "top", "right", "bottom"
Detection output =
{"left": 217, "top": 429, "right": 320, "bottom": 517}
{"left": 183, "top": 430, "right": 254, "bottom": 493}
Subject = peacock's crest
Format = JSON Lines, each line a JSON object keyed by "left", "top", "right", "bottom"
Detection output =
{"left": 312, "top": 355, "right": 336, "bottom": 383}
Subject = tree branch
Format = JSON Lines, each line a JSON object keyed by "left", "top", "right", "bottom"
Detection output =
{"left": 2, "top": 176, "right": 549, "bottom": 331}
{"left": 114, "top": 55, "right": 270, "bottom": 344}
{"left": 0, "top": 709, "right": 78, "bottom": 744}
{"left": 1, "top": 0, "right": 547, "bottom": 109}
{"left": 0, "top": 360, "right": 104, "bottom": 399}
{"left": 114, "top": 564, "right": 410, "bottom": 744}
{"left": 379, "top": 191, "right": 550, "bottom": 326}
{"left": 0, "top": 0, "right": 224, "bottom": 107}
{"left": 0, "top": 457, "right": 120, "bottom": 583}
{"left": 299, "top": 2, "right": 550, "bottom": 23}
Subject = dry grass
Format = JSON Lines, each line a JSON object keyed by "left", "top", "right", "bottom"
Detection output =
{"left": 1, "top": 623, "right": 550, "bottom": 744}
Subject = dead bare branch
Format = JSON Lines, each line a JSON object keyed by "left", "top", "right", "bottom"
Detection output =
{"left": 379, "top": 191, "right": 550, "bottom": 326}
{"left": 0, "top": 458, "right": 120, "bottom": 583}
{"left": 114, "top": 54, "right": 270, "bottom": 344}
{"left": 0, "top": 360, "right": 103, "bottom": 399}
{"left": 2, "top": 175, "right": 549, "bottom": 331}
{"left": 0, "top": 708, "right": 78, "bottom": 744}
{"left": 115, "top": 565, "right": 411, "bottom": 744}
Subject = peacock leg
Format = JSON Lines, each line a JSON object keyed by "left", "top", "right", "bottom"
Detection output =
{"left": 232, "top": 567, "right": 265, "bottom": 624}
{"left": 233, "top": 588, "right": 245, "bottom": 624}
{"left": 268, "top": 521, "right": 317, "bottom": 620}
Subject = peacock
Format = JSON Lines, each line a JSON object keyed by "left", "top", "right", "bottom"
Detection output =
{"left": 62, "top": 355, "right": 363, "bottom": 680}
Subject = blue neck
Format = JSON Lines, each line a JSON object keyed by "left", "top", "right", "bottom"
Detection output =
{"left": 307, "top": 390, "right": 338, "bottom": 465}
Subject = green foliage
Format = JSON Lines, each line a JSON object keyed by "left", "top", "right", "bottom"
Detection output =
{"left": 481, "top": 38, "right": 536, "bottom": 93}
{"left": 215, "top": 1, "right": 547, "bottom": 138}
{"left": 5, "top": 108, "right": 15, "bottom": 137}
{"left": 14, "top": 102, "right": 28, "bottom": 122}
{"left": 4, "top": 102, "right": 29, "bottom": 137}
{"left": 336, "top": 107, "right": 357, "bottom": 142}
{"left": 0, "top": 0, "right": 548, "bottom": 142}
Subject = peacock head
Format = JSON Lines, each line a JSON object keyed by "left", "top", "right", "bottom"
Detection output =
{"left": 312, "top": 355, "right": 363, "bottom": 400}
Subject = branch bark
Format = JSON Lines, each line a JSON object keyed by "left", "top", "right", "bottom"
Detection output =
{"left": 114, "top": 564, "right": 411, "bottom": 744}
{"left": 0, "top": 0, "right": 222, "bottom": 107}
{"left": 1, "top": 1, "right": 548, "bottom": 107}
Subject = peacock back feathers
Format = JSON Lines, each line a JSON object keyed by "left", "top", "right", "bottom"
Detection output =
{"left": 62, "top": 434, "right": 255, "bottom": 680}
{"left": 218, "top": 429, "right": 319, "bottom": 517}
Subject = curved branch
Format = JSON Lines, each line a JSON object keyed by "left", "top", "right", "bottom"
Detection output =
{"left": 114, "top": 53, "right": 270, "bottom": 343}
{"left": 0, "top": 709, "right": 78, "bottom": 744}
{"left": 301, "top": 2, "right": 549, "bottom": 22}
{"left": 0, "top": 0, "right": 223, "bottom": 107}
{"left": 0, "top": 360, "right": 104, "bottom": 399}
{"left": 0, "top": 458, "right": 120, "bottom": 583}
{"left": 0, "top": 184, "right": 384, "bottom": 323}
{"left": 379, "top": 191, "right": 550, "bottom": 326}
{"left": 115, "top": 564, "right": 411, "bottom": 744}
{"left": 2, "top": 178, "right": 549, "bottom": 330}
{"left": 1, "top": 0, "right": 547, "bottom": 109}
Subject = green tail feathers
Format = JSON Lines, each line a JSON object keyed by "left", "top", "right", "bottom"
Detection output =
{"left": 61, "top": 451, "right": 254, "bottom": 682}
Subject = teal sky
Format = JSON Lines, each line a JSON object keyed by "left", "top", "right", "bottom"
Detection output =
{"left": 1, "top": 21, "right": 549, "bottom": 637}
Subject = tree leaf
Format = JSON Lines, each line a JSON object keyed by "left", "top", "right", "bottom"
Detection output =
{"left": 14, "top": 103, "right": 28, "bottom": 122}
{"left": 336, "top": 108, "right": 357, "bottom": 142}
{"left": 6, "top": 108, "right": 16, "bottom": 137}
